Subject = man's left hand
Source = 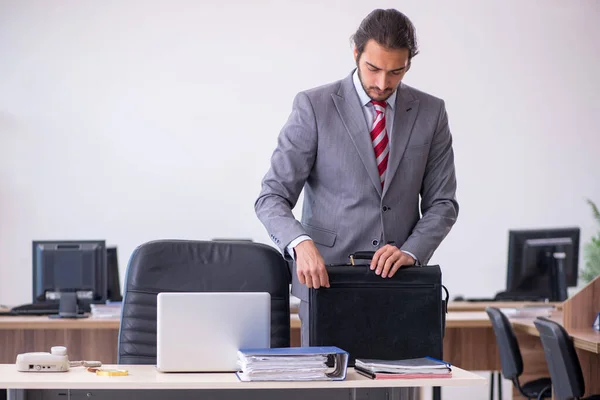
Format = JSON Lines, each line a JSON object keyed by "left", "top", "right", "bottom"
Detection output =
{"left": 370, "top": 245, "right": 415, "bottom": 278}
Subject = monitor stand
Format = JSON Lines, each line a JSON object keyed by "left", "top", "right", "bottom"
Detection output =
{"left": 550, "top": 251, "right": 568, "bottom": 302}
{"left": 48, "top": 292, "right": 88, "bottom": 319}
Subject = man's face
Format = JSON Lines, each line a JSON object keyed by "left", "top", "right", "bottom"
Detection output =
{"left": 354, "top": 39, "right": 410, "bottom": 102}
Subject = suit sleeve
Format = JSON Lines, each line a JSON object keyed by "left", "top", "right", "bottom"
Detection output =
{"left": 254, "top": 92, "right": 318, "bottom": 258}
{"left": 400, "top": 100, "right": 459, "bottom": 265}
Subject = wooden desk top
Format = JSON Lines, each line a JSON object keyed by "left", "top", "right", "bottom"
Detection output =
{"left": 0, "top": 312, "right": 493, "bottom": 330}
{"left": 510, "top": 314, "right": 564, "bottom": 336}
{"left": 1, "top": 302, "right": 552, "bottom": 314}
{"left": 444, "top": 311, "right": 600, "bottom": 354}
{"left": 0, "top": 312, "right": 499, "bottom": 331}
{"left": 0, "top": 364, "right": 485, "bottom": 390}
{"left": 512, "top": 316, "right": 600, "bottom": 354}
{"left": 0, "top": 315, "right": 301, "bottom": 331}
{"left": 445, "top": 312, "right": 491, "bottom": 328}
{"left": 0, "top": 314, "right": 300, "bottom": 330}
{"left": 0, "top": 316, "right": 120, "bottom": 330}
{"left": 448, "top": 301, "right": 560, "bottom": 312}
{"left": 2, "top": 311, "right": 597, "bottom": 354}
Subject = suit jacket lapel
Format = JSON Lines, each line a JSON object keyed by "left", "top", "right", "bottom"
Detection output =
{"left": 332, "top": 73, "right": 382, "bottom": 196}
{"left": 382, "top": 83, "right": 420, "bottom": 198}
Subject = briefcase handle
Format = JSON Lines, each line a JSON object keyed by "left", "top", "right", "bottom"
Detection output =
{"left": 328, "top": 251, "right": 418, "bottom": 267}
{"left": 349, "top": 251, "right": 375, "bottom": 265}
{"left": 324, "top": 251, "right": 375, "bottom": 267}
{"left": 344, "top": 251, "right": 451, "bottom": 314}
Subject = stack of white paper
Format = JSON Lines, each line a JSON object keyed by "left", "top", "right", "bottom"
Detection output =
{"left": 236, "top": 347, "right": 349, "bottom": 382}
{"left": 355, "top": 357, "right": 452, "bottom": 378}
{"left": 237, "top": 353, "right": 328, "bottom": 381}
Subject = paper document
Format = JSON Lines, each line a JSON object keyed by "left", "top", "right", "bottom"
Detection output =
{"left": 236, "top": 346, "right": 348, "bottom": 382}
{"left": 499, "top": 306, "right": 553, "bottom": 318}
{"left": 355, "top": 357, "right": 452, "bottom": 379}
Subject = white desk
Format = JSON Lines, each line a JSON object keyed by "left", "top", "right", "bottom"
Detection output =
{"left": 0, "top": 364, "right": 484, "bottom": 390}
{"left": 0, "top": 364, "right": 484, "bottom": 400}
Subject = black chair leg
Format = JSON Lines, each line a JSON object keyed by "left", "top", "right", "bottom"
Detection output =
{"left": 536, "top": 385, "right": 551, "bottom": 400}
{"left": 490, "top": 371, "right": 495, "bottom": 400}
{"left": 497, "top": 372, "right": 502, "bottom": 400}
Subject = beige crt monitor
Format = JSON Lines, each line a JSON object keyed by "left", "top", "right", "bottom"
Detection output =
{"left": 156, "top": 292, "right": 271, "bottom": 372}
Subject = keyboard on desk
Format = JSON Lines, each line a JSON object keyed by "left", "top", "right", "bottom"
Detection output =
{"left": 8, "top": 303, "right": 60, "bottom": 316}
{"left": 462, "top": 298, "right": 495, "bottom": 302}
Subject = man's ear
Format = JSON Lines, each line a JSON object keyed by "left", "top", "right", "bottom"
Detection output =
{"left": 353, "top": 46, "right": 359, "bottom": 64}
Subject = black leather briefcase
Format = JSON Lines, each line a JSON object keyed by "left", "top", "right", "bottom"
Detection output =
{"left": 308, "top": 252, "right": 448, "bottom": 366}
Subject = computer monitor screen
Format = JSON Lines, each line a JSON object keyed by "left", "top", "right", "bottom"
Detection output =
{"left": 506, "top": 228, "right": 579, "bottom": 301}
{"left": 32, "top": 240, "right": 107, "bottom": 307}
{"left": 106, "top": 246, "right": 122, "bottom": 302}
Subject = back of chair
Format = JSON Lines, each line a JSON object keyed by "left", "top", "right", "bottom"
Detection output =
{"left": 485, "top": 307, "right": 523, "bottom": 380}
{"left": 117, "top": 240, "right": 291, "bottom": 364}
{"left": 533, "top": 317, "right": 585, "bottom": 400}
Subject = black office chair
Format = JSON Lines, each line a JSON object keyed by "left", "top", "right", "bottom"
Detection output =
{"left": 485, "top": 307, "right": 552, "bottom": 399}
{"left": 117, "top": 239, "right": 291, "bottom": 364}
{"left": 533, "top": 317, "right": 600, "bottom": 400}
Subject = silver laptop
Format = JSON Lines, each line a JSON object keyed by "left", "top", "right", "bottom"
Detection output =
{"left": 156, "top": 292, "right": 271, "bottom": 372}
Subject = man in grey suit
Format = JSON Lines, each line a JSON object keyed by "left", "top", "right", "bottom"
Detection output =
{"left": 255, "top": 9, "right": 459, "bottom": 346}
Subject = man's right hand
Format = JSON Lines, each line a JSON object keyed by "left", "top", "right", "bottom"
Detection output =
{"left": 294, "top": 240, "right": 330, "bottom": 289}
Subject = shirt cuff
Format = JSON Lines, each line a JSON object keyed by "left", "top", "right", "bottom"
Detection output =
{"left": 286, "top": 235, "right": 312, "bottom": 260}
{"left": 401, "top": 250, "right": 420, "bottom": 266}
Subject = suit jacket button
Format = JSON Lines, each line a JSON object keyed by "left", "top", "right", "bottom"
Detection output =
{"left": 372, "top": 239, "right": 379, "bottom": 246}
{"left": 382, "top": 206, "right": 389, "bottom": 212}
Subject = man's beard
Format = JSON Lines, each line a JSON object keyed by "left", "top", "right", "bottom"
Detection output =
{"left": 357, "top": 67, "right": 394, "bottom": 102}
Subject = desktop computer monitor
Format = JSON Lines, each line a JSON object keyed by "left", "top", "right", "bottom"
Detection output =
{"left": 32, "top": 240, "right": 108, "bottom": 310}
{"left": 506, "top": 228, "right": 580, "bottom": 301}
{"left": 106, "top": 246, "right": 122, "bottom": 302}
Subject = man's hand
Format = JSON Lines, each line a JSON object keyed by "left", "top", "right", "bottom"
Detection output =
{"left": 294, "top": 240, "right": 330, "bottom": 289}
{"left": 370, "top": 244, "right": 415, "bottom": 278}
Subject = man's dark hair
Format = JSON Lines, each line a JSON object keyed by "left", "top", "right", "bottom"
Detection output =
{"left": 352, "top": 9, "right": 419, "bottom": 64}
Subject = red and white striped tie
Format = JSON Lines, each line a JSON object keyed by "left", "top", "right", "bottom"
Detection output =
{"left": 370, "top": 100, "right": 389, "bottom": 188}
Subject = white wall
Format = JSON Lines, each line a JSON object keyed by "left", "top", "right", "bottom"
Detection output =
{"left": 1, "top": 2, "right": 598, "bottom": 399}
{"left": 1, "top": 0, "right": 599, "bottom": 308}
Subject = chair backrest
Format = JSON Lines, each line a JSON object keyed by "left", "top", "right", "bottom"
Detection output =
{"left": 485, "top": 307, "right": 523, "bottom": 379}
{"left": 533, "top": 317, "right": 585, "bottom": 400}
{"left": 117, "top": 240, "right": 291, "bottom": 364}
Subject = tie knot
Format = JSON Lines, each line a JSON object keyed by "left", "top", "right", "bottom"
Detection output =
{"left": 371, "top": 100, "right": 386, "bottom": 112}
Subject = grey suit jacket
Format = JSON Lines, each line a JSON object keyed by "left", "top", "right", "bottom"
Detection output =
{"left": 255, "top": 70, "right": 459, "bottom": 301}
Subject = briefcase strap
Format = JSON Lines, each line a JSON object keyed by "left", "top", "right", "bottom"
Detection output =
{"left": 442, "top": 284, "right": 449, "bottom": 314}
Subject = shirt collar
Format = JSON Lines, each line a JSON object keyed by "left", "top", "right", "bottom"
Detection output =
{"left": 352, "top": 68, "right": 398, "bottom": 109}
